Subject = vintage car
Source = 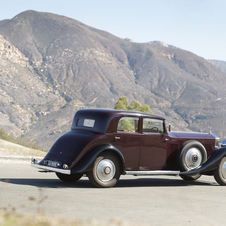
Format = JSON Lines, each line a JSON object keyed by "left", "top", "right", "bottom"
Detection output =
{"left": 31, "top": 108, "right": 226, "bottom": 188}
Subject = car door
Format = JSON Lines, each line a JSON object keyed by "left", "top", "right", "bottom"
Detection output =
{"left": 113, "top": 116, "right": 141, "bottom": 170}
{"left": 139, "top": 118, "right": 169, "bottom": 170}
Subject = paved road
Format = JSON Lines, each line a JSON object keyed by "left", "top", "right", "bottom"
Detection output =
{"left": 0, "top": 161, "right": 225, "bottom": 226}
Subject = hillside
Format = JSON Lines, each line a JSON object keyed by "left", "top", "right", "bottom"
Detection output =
{"left": 0, "top": 10, "right": 226, "bottom": 149}
{"left": 208, "top": 60, "right": 226, "bottom": 73}
{"left": 0, "top": 138, "right": 46, "bottom": 159}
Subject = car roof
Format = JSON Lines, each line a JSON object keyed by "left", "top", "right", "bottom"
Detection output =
{"left": 76, "top": 108, "right": 164, "bottom": 119}
{"left": 71, "top": 108, "right": 165, "bottom": 133}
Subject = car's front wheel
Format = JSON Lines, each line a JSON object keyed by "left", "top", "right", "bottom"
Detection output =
{"left": 87, "top": 152, "right": 121, "bottom": 188}
{"left": 213, "top": 157, "right": 226, "bottom": 185}
{"left": 56, "top": 172, "right": 82, "bottom": 182}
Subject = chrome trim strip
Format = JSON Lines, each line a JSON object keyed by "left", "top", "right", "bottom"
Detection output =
{"left": 125, "top": 170, "right": 180, "bottom": 176}
{"left": 31, "top": 162, "right": 71, "bottom": 175}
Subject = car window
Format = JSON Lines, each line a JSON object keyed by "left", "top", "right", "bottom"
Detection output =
{"left": 143, "top": 118, "right": 164, "bottom": 133}
{"left": 117, "top": 117, "right": 139, "bottom": 133}
{"left": 77, "top": 118, "right": 95, "bottom": 128}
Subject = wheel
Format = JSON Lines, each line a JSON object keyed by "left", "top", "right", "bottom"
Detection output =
{"left": 178, "top": 140, "right": 207, "bottom": 171}
{"left": 213, "top": 157, "right": 226, "bottom": 185}
{"left": 178, "top": 140, "right": 207, "bottom": 181}
{"left": 56, "top": 172, "right": 82, "bottom": 182}
{"left": 180, "top": 174, "right": 201, "bottom": 181}
{"left": 87, "top": 152, "right": 121, "bottom": 188}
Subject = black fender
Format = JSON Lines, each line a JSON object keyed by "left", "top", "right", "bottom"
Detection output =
{"left": 180, "top": 146, "right": 226, "bottom": 176}
{"left": 71, "top": 144, "right": 126, "bottom": 175}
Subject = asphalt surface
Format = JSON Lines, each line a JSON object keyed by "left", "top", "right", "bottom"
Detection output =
{"left": 0, "top": 160, "right": 225, "bottom": 226}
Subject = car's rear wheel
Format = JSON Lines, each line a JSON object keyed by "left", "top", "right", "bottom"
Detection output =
{"left": 87, "top": 152, "right": 121, "bottom": 188}
{"left": 180, "top": 174, "right": 201, "bottom": 181}
{"left": 213, "top": 157, "right": 226, "bottom": 185}
{"left": 56, "top": 172, "right": 82, "bottom": 182}
{"left": 178, "top": 140, "right": 207, "bottom": 181}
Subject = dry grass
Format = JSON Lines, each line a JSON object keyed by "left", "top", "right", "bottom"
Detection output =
{"left": 0, "top": 211, "right": 143, "bottom": 226}
{"left": 0, "top": 211, "right": 85, "bottom": 226}
{"left": 0, "top": 139, "right": 46, "bottom": 158}
{"left": 0, "top": 128, "right": 45, "bottom": 152}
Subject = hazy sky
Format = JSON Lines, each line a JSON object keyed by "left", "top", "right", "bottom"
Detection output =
{"left": 1, "top": 0, "right": 226, "bottom": 61}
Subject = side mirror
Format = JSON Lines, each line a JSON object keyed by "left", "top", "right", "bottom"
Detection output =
{"left": 221, "top": 139, "right": 226, "bottom": 147}
{"left": 168, "top": 125, "right": 172, "bottom": 132}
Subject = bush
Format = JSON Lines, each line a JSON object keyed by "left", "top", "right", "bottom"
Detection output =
{"left": 0, "top": 128, "right": 14, "bottom": 142}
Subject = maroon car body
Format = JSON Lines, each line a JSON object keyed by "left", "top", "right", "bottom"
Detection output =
{"left": 31, "top": 108, "right": 226, "bottom": 187}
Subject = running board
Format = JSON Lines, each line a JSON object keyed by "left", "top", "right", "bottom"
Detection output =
{"left": 125, "top": 170, "right": 180, "bottom": 176}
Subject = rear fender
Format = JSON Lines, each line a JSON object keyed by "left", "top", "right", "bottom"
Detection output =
{"left": 71, "top": 144, "right": 126, "bottom": 174}
{"left": 180, "top": 147, "right": 226, "bottom": 176}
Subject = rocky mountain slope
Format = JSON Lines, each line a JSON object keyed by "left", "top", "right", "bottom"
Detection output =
{"left": 0, "top": 10, "right": 226, "bottom": 149}
{"left": 208, "top": 60, "right": 226, "bottom": 73}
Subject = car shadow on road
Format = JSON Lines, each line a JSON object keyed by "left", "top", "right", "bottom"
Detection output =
{"left": 0, "top": 178, "right": 91, "bottom": 188}
{"left": 0, "top": 176, "right": 217, "bottom": 188}
{"left": 116, "top": 177, "right": 217, "bottom": 187}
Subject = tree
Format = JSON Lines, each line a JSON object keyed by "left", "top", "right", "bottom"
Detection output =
{"left": 128, "top": 100, "right": 142, "bottom": 111}
{"left": 114, "top": 96, "right": 129, "bottom": 110}
{"left": 140, "top": 104, "right": 153, "bottom": 113}
{"left": 114, "top": 96, "right": 153, "bottom": 114}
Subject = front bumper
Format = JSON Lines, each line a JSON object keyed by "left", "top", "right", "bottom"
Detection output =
{"left": 31, "top": 159, "right": 71, "bottom": 175}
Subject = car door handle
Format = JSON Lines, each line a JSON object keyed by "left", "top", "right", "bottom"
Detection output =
{"left": 115, "top": 136, "right": 120, "bottom": 140}
{"left": 165, "top": 138, "right": 169, "bottom": 141}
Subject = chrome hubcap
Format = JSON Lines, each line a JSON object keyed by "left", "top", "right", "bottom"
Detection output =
{"left": 96, "top": 159, "right": 115, "bottom": 182}
{"left": 185, "top": 148, "right": 202, "bottom": 169}
{"left": 221, "top": 161, "right": 226, "bottom": 180}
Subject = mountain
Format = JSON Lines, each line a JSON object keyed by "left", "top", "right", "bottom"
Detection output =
{"left": 0, "top": 10, "right": 226, "bottom": 149}
{"left": 146, "top": 40, "right": 178, "bottom": 48}
{"left": 208, "top": 60, "right": 226, "bottom": 73}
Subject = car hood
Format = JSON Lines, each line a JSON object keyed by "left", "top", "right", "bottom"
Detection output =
{"left": 169, "top": 131, "right": 214, "bottom": 139}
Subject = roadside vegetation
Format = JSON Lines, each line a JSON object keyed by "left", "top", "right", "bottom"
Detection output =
{"left": 0, "top": 210, "right": 135, "bottom": 226}
{"left": 0, "top": 211, "right": 87, "bottom": 226}
{"left": 0, "top": 128, "right": 44, "bottom": 151}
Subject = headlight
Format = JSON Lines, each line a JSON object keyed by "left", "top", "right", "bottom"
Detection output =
{"left": 31, "top": 158, "right": 36, "bottom": 164}
{"left": 215, "top": 137, "right": 220, "bottom": 147}
{"left": 221, "top": 139, "right": 226, "bottom": 147}
{"left": 211, "top": 134, "right": 220, "bottom": 147}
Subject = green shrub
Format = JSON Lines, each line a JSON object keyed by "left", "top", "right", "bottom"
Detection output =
{"left": 0, "top": 128, "right": 14, "bottom": 142}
